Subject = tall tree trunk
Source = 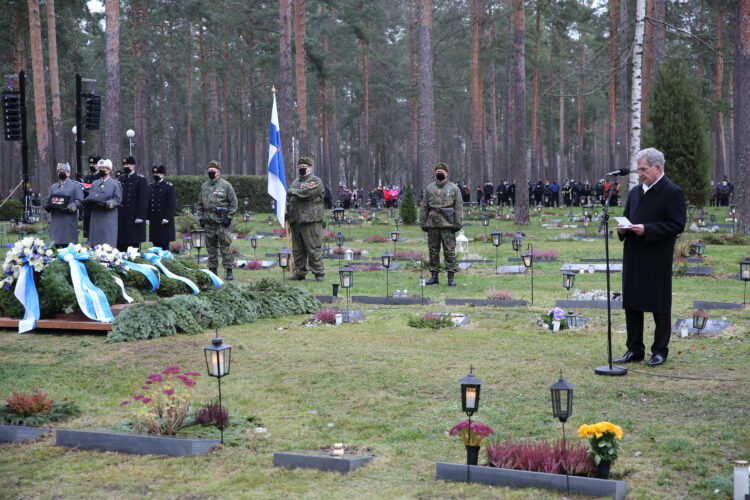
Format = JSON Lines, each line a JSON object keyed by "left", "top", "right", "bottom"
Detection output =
{"left": 159, "top": 22, "right": 169, "bottom": 165}
{"left": 222, "top": 2, "right": 232, "bottom": 169}
{"left": 418, "top": 0, "right": 438, "bottom": 186}
{"left": 208, "top": 44, "right": 220, "bottom": 161}
{"left": 329, "top": 78, "right": 340, "bottom": 188}
{"left": 168, "top": 22, "right": 180, "bottom": 173}
{"left": 293, "top": 0, "right": 308, "bottom": 155}
{"left": 46, "top": 0, "right": 63, "bottom": 167}
{"left": 641, "top": 0, "right": 654, "bottom": 128}
{"left": 547, "top": 25, "right": 556, "bottom": 179}
{"left": 279, "top": 0, "right": 294, "bottom": 179}
{"left": 185, "top": 21, "right": 195, "bottom": 173}
{"left": 247, "top": 13, "right": 258, "bottom": 174}
{"left": 27, "top": 0, "right": 50, "bottom": 176}
{"left": 728, "top": 65, "right": 734, "bottom": 175}
{"left": 104, "top": 0, "right": 121, "bottom": 163}
{"left": 628, "top": 0, "right": 646, "bottom": 191}
{"left": 715, "top": 1, "right": 727, "bottom": 177}
{"left": 503, "top": 14, "right": 512, "bottom": 180}
{"left": 652, "top": 0, "right": 665, "bottom": 70}
{"left": 530, "top": 4, "right": 541, "bottom": 179}
{"left": 577, "top": 50, "right": 585, "bottom": 174}
{"left": 559, "top": 80, "right": 565, "bottom": 177}
{"left": 470, "top": 0, "right": 483, "bottom": 185}
{"left": 199, "top": 20, "right": 209, "bottom": 168}
{"left": 488, "top": 9, "right": 498, "bottom": 184}
{"left": 608, "top": 0, "right": 617, "bottom": 171}
{"left": 361, "top": 27, "right": 370, "bottom": 189}
{"left": 618, "top": 0, "right": 629, "bottom": 171}
{"left": 512, "top": 0, "right": 529, "bottom": 224}
{"left": 132, "top": 1, "right": 149, "bottom": 167}
{"left": 409, "top": 0, "right": 420, "bottom": 189}
{"left": 735, "top": 0, "right": 750, "bottom": 234}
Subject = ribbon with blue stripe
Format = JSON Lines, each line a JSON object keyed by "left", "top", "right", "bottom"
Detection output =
{"left": 122, "top": 260, "right": 160, "bottom": 292}
{"left": 14, "top": 262, "right": 40, "bottom": 333}
{"left": 58, "top": 246, "right": 114, "bottom": 323}
{"left": 196, "top": 268, "right": 223, "bottom": 288}
{"left": 143, "top": 247, "right": 199, "bottom": 295}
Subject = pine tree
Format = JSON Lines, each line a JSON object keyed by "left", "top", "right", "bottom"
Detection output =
{"left": 399, "top": 183, "right": 417, "bottom": 225}
{"left": 644, "top": 61, "right": 710, "bottom": 205}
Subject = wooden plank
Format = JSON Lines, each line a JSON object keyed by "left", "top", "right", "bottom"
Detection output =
{"left": 0, "top": 303, "right": 131, "bottom": 332}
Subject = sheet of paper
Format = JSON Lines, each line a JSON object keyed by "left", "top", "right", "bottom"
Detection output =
{"left": 613, "top": 216, "right": 632, "bottom": 228}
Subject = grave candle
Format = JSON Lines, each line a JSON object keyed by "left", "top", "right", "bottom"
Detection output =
{"left": 465, "top": 386, "right": 477, "bottom": 409}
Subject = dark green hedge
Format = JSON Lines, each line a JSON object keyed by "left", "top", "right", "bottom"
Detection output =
{"left": 0, "top": 200, "right": 24, "bottom": 220}
{"left": 165, "top": 175, "right": 274, "bottom": 215}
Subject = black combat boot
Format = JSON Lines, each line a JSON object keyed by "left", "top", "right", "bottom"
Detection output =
{"left": 209, "top": 267, "right": 218, "bottom": 275}
{"left": 425, "top": 271, "right": 439, "bottom": 285}
{"left": 447, "top": 272, "right": 457, "bottom": 287}
{"left": 225, "top": 268, "right": 233, "bottom": 281}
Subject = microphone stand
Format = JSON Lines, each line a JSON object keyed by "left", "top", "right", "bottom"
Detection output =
{"left": 594, "top": 178, "right": 627, "bottom": 377}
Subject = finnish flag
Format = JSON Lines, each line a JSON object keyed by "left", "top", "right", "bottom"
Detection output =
{"left": 267, "top": 90, "right": 287, "bottom": 227}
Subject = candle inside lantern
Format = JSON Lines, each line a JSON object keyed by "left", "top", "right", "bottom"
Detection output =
{"left": 332, "top": 443, "right": 345, "bottom": 457}
{"left": 465, "top": 386, "right": 477, "bottom": 410}
{"left": 210, "top": 351, "right": 224, "bottom": 377}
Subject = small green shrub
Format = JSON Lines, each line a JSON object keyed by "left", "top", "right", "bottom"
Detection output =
{"left": 399, "top": 184, "right": 417, "bottom": 224}
{"left": 107, "top": 301, "right": 178, "bottom": 342}
{"left": 408, "top": 313, "right": 454, "bottom": 329}
{"left": 0, "top": 199, "right": 23, "bottom": 220}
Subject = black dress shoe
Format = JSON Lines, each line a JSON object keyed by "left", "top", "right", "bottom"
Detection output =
{"left": 647, "top": 353, "right": 666, "bottom": 366}
{"left": 613, "top": 351, "right": 644, "bottom": 364}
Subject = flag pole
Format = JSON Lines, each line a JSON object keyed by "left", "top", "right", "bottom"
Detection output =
{"left": 271, "top": 86, "right": 294, "bottom": 275}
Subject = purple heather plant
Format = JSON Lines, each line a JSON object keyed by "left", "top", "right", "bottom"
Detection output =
{"left": 486, "top": 435, "right": 596, "bottom": 477}
{"left": 195, "top": 401, "right": 230, "bottom": 429}
{"left": 315, "top": 308, "right": 339, "bottom": 324}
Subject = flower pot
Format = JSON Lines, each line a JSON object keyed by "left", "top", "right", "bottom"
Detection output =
{"left": 596, "top": 460, "right": 612, "bottom": 479}
{"left": 465, "top": 445, "right": 481, "bottom": 465}
{"left": 552, "top": 319, "right": 560, "bottom": 332}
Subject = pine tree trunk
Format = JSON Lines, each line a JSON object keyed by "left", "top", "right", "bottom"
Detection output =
{"left": 641, "top": 0, "right": 654, "bottom": 129}
{"left": 488, "top": 10, "right": 499, "bottom": 184}
{"left": 409, "top": 0, "right": 420, "bottom": 190}
{"left": 247, "top": 14, "right": 257, "bottom": 174}
{"left": 577, "top": 50, "right": 584, "bottom": 174}
{"left": 628, "top": 0, "right": 646, "bottom": 191}
{"left": 279, "top": 0, "right": 294, "bottom": 179}
{"left": 652, "top": 0, "right": 665, "bottom": 70}
{"left": 503, "top": 14, "right": 512, "bottom": 180}
{"left": 418, "top": 0, "right": 438, "bottom": 186}
{"left": 199, "top": 20, "right": 209, "bottom": 168}
{"left": 512, "top": 0, "right": 529, "bottom": 224}
{"left": 168, "top": 22, "right": 180, "bottom": 173}
{"left": 559, "top": 80, "right": 565, "bottom": 176}
{"left": 470, "top": 0, "right": 483, "bottom": 186}
{"left": 548, "top": 25, "right": 556, "bottom": 180}
{"left": 329, "top": 79, "right": 340, "bottom": 188}
{"left": 715, "top": 1, "right": 727, "bottom": 177}
{"left": 132, "top": 1, "right": 149, "bottom": 167}
{"left": 293, "top": 0, "right": 309, "bottom": 155}
{"left": 361, "top": 28, "right": 371, "bottom": 190}
{"left": 608, "top": 0, "right": 617, "bottom": 171}
{"left": 735, "top": 0, "right": 750, "bottom": 234}
{"left": 160, "top": 22, "right": 169, "bottom": 166}
{"left": 618, "top": 0, "right": 629, "bottom": 171}
{"left": 27, "top": 0, "right": 50, "bottom": 175}
{"left": 104, "top": 0, "right": 121, "bottom": 163}
{"left": 185, "top": 21, "right": 194, "bottom": 173}
{"left": 46, "top": 0, "right": 63, "bottom": 168}
{"left": 209, "top": 44, "right": 220, "bottom": 162}
{"left": 530, "top": 4, "right": 541, "bottom": 179}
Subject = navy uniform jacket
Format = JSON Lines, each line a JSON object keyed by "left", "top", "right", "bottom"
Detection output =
{"left": 147, "top": 179, "right": 176, "bottom": 244}
{"left": 117, "top": 172, "right": 149, "bottom": 244}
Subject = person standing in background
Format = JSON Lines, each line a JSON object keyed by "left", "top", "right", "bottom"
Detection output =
{"left": 147, "top": 165, "right": 176, "bottom": 251}
{"left": 46, "top": 163, "right": 83, "bottom": 248}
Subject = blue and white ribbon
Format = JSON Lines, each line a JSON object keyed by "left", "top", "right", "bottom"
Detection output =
{"left": 122, "top": 260, "right": 160, "bottom": 292}
{"left": 58, "top": 246, "right": 114, "bottom": 323}
{"left": 196, "top": 268, "right": 223, "bottom": 288}
{"left": 143, "top": 247, "right": 199, "bottom": 295}
{"left": 14, "top": 262, "right": 40, "bottom": 333}
{"left": 112, "top": 276, "right": 134, "bottom": 303}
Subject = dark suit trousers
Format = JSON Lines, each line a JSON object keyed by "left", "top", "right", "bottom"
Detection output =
{"left": 624, "top": 308, "right": 671, "bottom": 357}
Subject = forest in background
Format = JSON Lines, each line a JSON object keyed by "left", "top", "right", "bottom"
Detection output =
{"left": 0, "top": 0, "right": 746, "bottom": 226}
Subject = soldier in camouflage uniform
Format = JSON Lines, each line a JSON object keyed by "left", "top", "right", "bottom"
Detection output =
{"left": 287, "top": 157, "right": 325, "bottom": 281}
{"left": 197, "top": 160, "right": 237, "bottom": 280}
{"left": 419, "top": 162, "right": 463, "bottom": 286}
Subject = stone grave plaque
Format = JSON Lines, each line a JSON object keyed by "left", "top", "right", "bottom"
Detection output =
{"left": 692, "top": 300, "right": 742, "bottom": 310}
{"left": 580, "top": 258, "right": 623, "bottom": 263}
{"left": 458, "top": 263, "right": 472, "bottom": 271}
{"left": 685, "top": 266, "right": 713, "bottom": 276}
{"left": 685, "top": 257, "right": 705, "bottom": 264}
{"left": 560, "top": 263, "right": 622, "bottom": 273}
{"left": 496, "top": 265, "right": 526, "bottom": 274}
{"left": 555, "top": 299, "right": 622, "bottom": 310}
{"left": 445, "top": 298, "right": 529, "bottom": 307}
{"left": 315, "top": 295, "right": 342, "bottom": 303}
{"left": 340, "top": 310, "right": 365, "bottom": 322}
{"left": 672, "top": 319, "right": 731, "bottom": 334}
{"left": 352, "top": 295, "right": 434, "bottom": 305}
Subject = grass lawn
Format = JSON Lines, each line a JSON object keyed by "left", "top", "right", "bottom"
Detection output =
{"left": 0, "top": 206, "right": 748, "bottom": 499}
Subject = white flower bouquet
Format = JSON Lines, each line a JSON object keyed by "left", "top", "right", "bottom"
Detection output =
{"left": 90, "top": 244, "right": 128, "bottom": 272}
{"left": 1, "top": 237, "right": 56, "bottom": 290}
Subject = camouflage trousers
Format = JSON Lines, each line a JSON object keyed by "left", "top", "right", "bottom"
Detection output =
{"left": 205, "top": 223, "right": 234, "bottom": 269}
{"left": 427, "top": 228, "right": 458, "bottom": 273}
{"left": 290, "top": 222, "right": 324, "bottom": 277}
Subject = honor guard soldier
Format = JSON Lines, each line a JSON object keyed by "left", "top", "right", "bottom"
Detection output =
{"left": 116, "top": 156, "right": 149, "bottom": 251}
{"left": 287, "top": 157, "right": 325, "bottom": 281}
{"left": 82, "top": 154, "right": 101, "bottom": 239}
{"left": 197, "top": 160, "right": 237, "bottom": 280}
{"left": 84, "top": 159, "right": 122, "bottom": 247}
{"left": 147, "top": 165, "right": 176, "bottom": 251}
{"left": 419, "top": 162, "right": 463, "bottom": 286}
{"left": 46, "top": 163, "right": 84, "bottom": 248}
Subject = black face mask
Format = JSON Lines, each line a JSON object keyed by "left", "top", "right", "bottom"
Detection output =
{"left": 153, "top": 175, "right": 161, "bottom": 182}
{"left": 58, "top": 172, "right": 68, "bottom": 180}
{"left": 208, "top": 171, "right": 217, "bottom": 180}
{"left": 98, "top": 170, "right": 107, "bottom": 178}
{"left": 436, "top": 172, "right": 446, "bottom": 182}
{"left": 299, "top": 167, "right": 308, "bottom": 177}
{"left": 123, "top": 167, "right": 132, "bottom": 174}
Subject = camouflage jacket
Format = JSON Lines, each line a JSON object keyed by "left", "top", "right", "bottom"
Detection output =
{"left": 419, "top": 180, "right": 463, "bottom": 228}
{"left": 287, "top": 174, "right": 324, "bottom": 224}
{"left": 197, "top": 177, "right": 238, "bottom": 225}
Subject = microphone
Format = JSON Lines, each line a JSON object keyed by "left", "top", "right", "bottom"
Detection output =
{"left": 606, "top": 168, "right": 632, "bottom": 176}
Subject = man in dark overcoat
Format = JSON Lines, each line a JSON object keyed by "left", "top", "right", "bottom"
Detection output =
{"left": 147, "top": 165, "right": 176, "bottom": 251}
{"left": 615, "top": 147, "right": 686, "bottom": 367}
{"left": 116, "top": 156, "right": 149, "bottom": 251}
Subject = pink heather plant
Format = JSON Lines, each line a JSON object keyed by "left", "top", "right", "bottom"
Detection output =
{"left": 394, "top": 250, "right": 422, "bottom": 259}
{"left": 532, "top": 249, "right": 558, "bottom": 259}
{"left": 315, "top": 308, "right": 339, "bottom": 324}
{"left": 485, "top": 435, "right": 596, "bottom": 477}
{"left": 350, "top": 264, "right": 382, "bottom": 271}
{"left": 272, "top": 227, "right": 287, "bottom": 237}
{"left": 366, "top": 235, "right": 388, "bottom": 243}
{"left": 243, "top": 260, "right": 262, "bottom": 270}
{"left": 487, "top": 288, "right": 515, "bottom": 300}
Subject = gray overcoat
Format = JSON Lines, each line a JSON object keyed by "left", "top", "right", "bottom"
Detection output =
{"left": 88, "top": 176, "right": 122, "bottom": 247}
{"left": 47, "top": 180, "right": 84, "bottom": 245}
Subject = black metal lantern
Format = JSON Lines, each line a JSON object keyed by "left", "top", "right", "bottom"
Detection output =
{"left": 266, "top": 216, "right": 273, "bottom": 227}
{"left": 692, "top": 240, "right": 706, "bottom": 257}
{"left": 562, "top": 271, "right": 575, "bottom": 299}
{"left": 390, "top": 229, "right": 399, "bottom": 242}
{"left": 183, "top": 204, "right": 192, "bottom": 215}
{"left": 511, "top": 232, "right": 522, "bottom": 252}
{"left": 692, "top": 309, "right": 708, "bottom": 330}
{"left": 278, "top": 247, "right": 292, "bottom": 281}
{"left": 250, "top": 235, "right": 258, "bottom": 249}
{"left": 203, "top": 336, "right": 232, "bottom": 443}
{"left": 335, "top": 231, "right": 345, "bottom": 248}
{"left": 243, "top": 213, "right": 249, "bottom": 223}
{"left": 740, "top": 259, "right": 750, "bottom": 304}
{"left": 381, "top": 250, "right": 393, "bottom": 269}
{"left": 730, "top": 205, "right": 737, "bottom": 216}
{"left": 483, "top": 215, "right": 489, "bottom": 227}
{"left": 697, "top": 213, "right": 706, "bottom": 228}
{"left": 181, "top": 234, "right": 192, "bottom": 253}
{"left": 522, "top": 243, "right": 534, "bottom": 305}
{"left": 550, "top": 375, "right": 574, "bottom": 423}
{"left": 459, "top": 367, "right": 483, "bottom": 416}
{"left": 190, "top": 229, "right": 206, "bottom": 262}
{"left": 331, "top": 206, "right": 343, "bottom": 224}
{"left": 498, "top": 206, "right": 504, "bottom": 218}
{"left": 243, "top": 197, "right": 249, "bottom": 209}
{"left": 536, "top": 204, "right": 542, "bottom": 214}
{"left": 339, "top": 264, "right": 354, "bottom": 289}
{"left": 491, "top": 230, "right": 502, "bottom": 247}
{"left": 593, "top": 209, "right": 599, "bottom": 220}
{"left": 687, "top": 205, "right": 695, "bottom": 218}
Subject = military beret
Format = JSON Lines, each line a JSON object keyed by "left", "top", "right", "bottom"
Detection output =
{"left": 152, "top": 165, "right": 166, "bottom": 174}
{"left": 122, "top": 156, "right": 136, "bottom": 165}
{"left": 435, "top": 162, "right": 449, "bottom": 173}
{"left": 298, "top": 157, "right": 313, "bottom": 167}
{"left": 88, "top": 155, "right": 101, "bottom": 164}
{"left": 207, "top": 160, "right": 221, "bottom": 170}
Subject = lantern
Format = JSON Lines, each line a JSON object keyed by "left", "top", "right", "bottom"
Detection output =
{"left": 687, "top": 205, "right": 695, "bottom": 218}
{"left": 491, "top": 230, "right": 502, "bottom": 247}
{"left": 562, "top": 271, "right": 575, "bottom": 299}
{"left": 278, "top": 247, "right": 292, "bottom": 281}
{"left": 243, "top": 213, "right": 249, "bottom": 223}
{"left": 730, "top": 205, "right": 737, "bottom": 216}
{"left": 550, "top": 375, "right": 574, "bottom": 423}
{"left": 381, "top": 250, "right": 393, "bottom": 269}
{"left": 333, "top": 206, "right": 345, "bottom": 223}
{"left": 456, "top": 230, "right": 469, "bottom": 254}
{"left": 522, "top": 243, "right": 534, "bottom": 305}
{"left": 483, "top": 215, "right": 489, "bottom": 227}
{"left": 181, "top": 234, "right": 192, "bottom": 252}
{"left": 459, "top": 368, "right": 483, "bottom": 416}
{"left": 741, "top": 259, "right": 750, "bottom": 281}
{"left": 339, "top": 264, "right": 354, "bottom": 321}
{"left": 511, "top": 232, "right": 522, "bottom": 252}
{"left": 250, "top": 235, "right": 258, "bottom": 249}
{"left": 190, "top": 229, "right": 206, "bottom": 263}
{"left": 335, "top": 232, "right": 345, "bottom": 248}
{"left": 390, "top": 229, "right": 400, "bottom": 253}
{"left": 266, "top": 216, "right": 273, "bottom": 227}
{"left": 565, "top": 311, "right": 577, "bottom": 329}
{"left": 203, "top": 336, "right": 232, "bottom": 443}
{"left": 691, "top": 240, "right": 705, "bottom": 257}
{"left": 692, "top": 309, "right": 708, "bottom": 330}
